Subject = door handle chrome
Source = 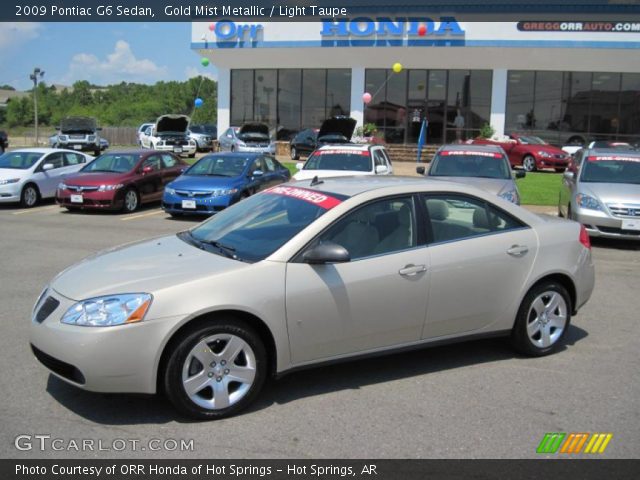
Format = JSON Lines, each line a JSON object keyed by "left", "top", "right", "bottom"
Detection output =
{"left": 506, "top": 245, "right": 529, "bottom": 257}
{"left": 398, "top": 264, "right": 427, "bottom": 276}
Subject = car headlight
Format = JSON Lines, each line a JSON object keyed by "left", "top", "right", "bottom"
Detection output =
{"left": 57, "top": 182, "right": 67, "bottom": 190}
{"left": 32, "top": 287, "right": 50, "bottom": 316}
{"left": 189, "top": 140, "right": 196, "bottom": 146}
{"left": 61, "top": 293, "right": 152, "bottom": 327}
{"left": 98, "top": 184, "right": 123, "bottom": 192}
{"left": 499, "top": 189, "right": 520, "bottom": 204}
{"left": 576, "top": 193, "right": 602, "bottom": 211}
{"left": 165, "top": 187, "right": 176, "bottom": 195}
{"left": 157, "top": 140, "right": 164, "bottom": 146}
{"left": 88, "top": 135, "right": 96, "bottom": 141}
{"left": 538, "top": 151, "right": 552, "bottom": 158}
{"left": 58, "top": 135, "right": 68, "bottom": 141}
{"left": 214, "top": 188, "right": 238, "bottom": 197}
{"left": 0, "top": 178, "right": 20, "bottom": 185}
{"left": 237, "top": 141, "right": 246, "bottom": 147}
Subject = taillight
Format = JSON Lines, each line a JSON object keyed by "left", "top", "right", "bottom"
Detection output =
{"left": 579, "top": 224, "right": 591, "bottom": 249}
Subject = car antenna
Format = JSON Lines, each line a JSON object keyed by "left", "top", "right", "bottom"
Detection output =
{"left": 310, "top": 175, "right": 324, "bottom": 186}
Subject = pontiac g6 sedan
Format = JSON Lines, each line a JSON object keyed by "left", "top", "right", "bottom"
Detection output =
{"left": 30, "top": 177, "right": 595, "bottom": 419}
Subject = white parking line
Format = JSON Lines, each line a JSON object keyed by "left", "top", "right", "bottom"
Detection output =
{"left": 120, "top": 209, "right": 165, "bottom": 221}
{"left": 12, "top": 205, "right": 60, "bottom": 215}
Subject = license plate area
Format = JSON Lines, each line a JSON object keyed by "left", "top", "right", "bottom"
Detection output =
{"left": 181, "top": 199, "right": 196, "bottom": 209}
{"left": 70, "top": 194, "right": 83, "bottom": 204}
{"left": 622, "top": 218, "right": 640, "bottom": 231}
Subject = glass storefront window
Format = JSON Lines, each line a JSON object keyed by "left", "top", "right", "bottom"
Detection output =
{"left": 327, "top": 69, "right": 351, "bottom": 117}
{"left": 254, "top": 69, "right": 277, "bottom": 127}
{"left": 277, "top": 69, "right": 301, "bottom": 140}
{"left": 301, "top": 69, "right": 326, "bottom": 128}
{"left": 619, "top": 73, "right": 640, "bottom": 139}
{"left": 230, "top": 70, "right": 254, "bottom": 125}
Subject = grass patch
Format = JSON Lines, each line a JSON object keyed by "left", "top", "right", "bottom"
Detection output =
{"left": 516, "top": 172, "right": 562, "bottom": 206}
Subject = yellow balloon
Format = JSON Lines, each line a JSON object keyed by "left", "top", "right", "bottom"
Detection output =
{"left": 392, "top": 62, "right": 403, "bottom": 73}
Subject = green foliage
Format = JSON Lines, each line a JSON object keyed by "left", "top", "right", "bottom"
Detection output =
{"left": 479, "top": 123, "right": 495, "bottom": 138}
{"left": 1, "top": 77, "right": 218, "bottom": 128}
{"left": 355, "top": 123, "right": 378, "bottom": 137}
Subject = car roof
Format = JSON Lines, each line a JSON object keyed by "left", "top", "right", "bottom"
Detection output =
{"left": 6, "top": 148, "right": 82, "bottom": 154}
{"left": 439, "top": 144, "right": 504, "bottom": 153}
{"left": 585, "top": 147, "right": 640, "bottom": 156}
{"left": 202, "top": 152, "right": 264, "bottom": 158}
{"left": 316, "top": 144, "right": 373, "bottom": 151}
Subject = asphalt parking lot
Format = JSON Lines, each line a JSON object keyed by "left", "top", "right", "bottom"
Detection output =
{"left": 1, "top": 199, "right": 639, "bottom": 459}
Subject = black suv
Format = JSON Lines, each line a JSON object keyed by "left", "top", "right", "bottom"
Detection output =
{"left": 0, "top": 130, "right": 8, "bottom": 153}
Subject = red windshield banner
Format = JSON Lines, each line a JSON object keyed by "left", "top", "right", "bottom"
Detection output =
{"left": 587, "top": 155, "right": 640, "bottom": 162}
{"left": 314, "top": 149, "right": 369, "bottom": 156}
{"left": 264, "top": 186, "right": 343, "bottom": 209}
{"left": 441, "top": 150, "right": 502, "bottom": 158}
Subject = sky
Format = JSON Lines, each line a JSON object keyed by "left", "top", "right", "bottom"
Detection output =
{"left": 0, "top": 22, "right": 217, "bottom": 90}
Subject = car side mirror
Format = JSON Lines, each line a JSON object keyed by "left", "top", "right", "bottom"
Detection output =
{"left": 416, "top": 166, "right": 425, "bottom": 175}
{"left": 42, "top": 163, "right": 54, "bottom": 171}
{"left": 142, "top": 166, "right": 153, "bottom": 174}
{"left": 296, "top": 162, "right": 304, "bottom": 170}
{"left": 375, "top": 165, "right": 389, "bottom": 174}
{"left": 515, "top": 171, "right": 526, "bottom": 179}
{"left": 252, "top": 170, "right": 263, "bottom": 177}
{"left": 303, "top": 242, "right": 350, "bottom": 265}
{"left": 563, "top": 170, "right": 575, "bottom": 180}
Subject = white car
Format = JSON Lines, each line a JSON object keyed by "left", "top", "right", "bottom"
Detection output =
{"left": 293, "top": 144, "right": 393, "bottom": 181}
{"left": 0, "top": 148, "right": 93, "bottom": 207}
{"left": 140, "top": 115, "right": 197, "bottom": 158}
{"left": 137, "top": 123, "right": 154, "bottom": 146}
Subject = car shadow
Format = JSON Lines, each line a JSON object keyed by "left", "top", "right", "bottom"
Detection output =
{"left": 59, "top": 201, "right": 161, "bottom": 216}
{"left": 44, "top": 325, "right": 588, "bottom": 425}
{"left": 591, "top": 238, "right": 640, "bottom": 251}
{"left": 0, "top": 198, "right": 56, "bottom": 211}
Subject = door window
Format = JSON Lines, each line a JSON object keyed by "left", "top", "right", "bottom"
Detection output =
{"left": 316, "top": 196, "right": 417, "bottom": 260}
{"left": 263, "top": 156, "right": 276, "bottom": 172}
{"left": 423, "top": 194, "right": 525, "bottom": 244}
{"left": 63, "top": 152, "right": 86, "bottom": 166}
{"left": 142, "top": 155, "right": 161, "bottom": 171}
{"left": 372, "top": 149, "right": 386, "bottom": 168}
{"left": 161, "top": 154, "right": 178, "bottom": 168}
{"left": 42, "top": 153, "right": 64, "bottom": 170}
{"left": 250, "top": 158, "right": 264, "bottom": 173}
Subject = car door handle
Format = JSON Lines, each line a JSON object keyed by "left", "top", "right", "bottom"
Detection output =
{"left": 506, "top": 245, "right": 529, "bottom": 257}
{"left": 398, "top": 264, "right": 427, "bottom": 276}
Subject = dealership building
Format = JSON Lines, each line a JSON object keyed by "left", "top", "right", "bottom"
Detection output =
{"left": 192, "top": 19, "right": 640, "bottom": 145}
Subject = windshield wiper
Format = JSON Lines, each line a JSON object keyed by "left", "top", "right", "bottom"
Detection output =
{"left": 182, "top": 232, "right": 240, "bottom": 259}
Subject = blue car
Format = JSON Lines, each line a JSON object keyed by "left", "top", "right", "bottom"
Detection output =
{"left": 162, "top": 152, "right": 291, "bottom": 216}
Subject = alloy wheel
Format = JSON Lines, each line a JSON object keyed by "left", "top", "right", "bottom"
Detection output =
{"left": 124, "top": 190, "right": 138, "bottom": 212}
{"left": 526, "top": 291, "right": 567, "bottom": 348}
{"left": 523, "top": 156, "right": 536, "bottom": 172}
{"left": 181, "top": 334, "right": 257, "bottom": 410}
{"left": 23, "top": 186, "right": 38, "bottom": 207}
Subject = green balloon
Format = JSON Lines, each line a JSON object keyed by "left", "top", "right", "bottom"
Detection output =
{"left": 200, "top": 57, "right": 210, "bottom": 67}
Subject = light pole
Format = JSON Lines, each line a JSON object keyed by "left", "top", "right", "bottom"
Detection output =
{"left": 29, "top": 67, "right": 45, "bottom": 146}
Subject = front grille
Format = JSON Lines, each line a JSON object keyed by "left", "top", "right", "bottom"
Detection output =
{"left": 35, "top": 296, "right": 60, "bottom": 323}
{"left": 607, "top": 204, "right": 640, "bottom": 218}
{"left": 67, "top": 185, "right": 99, "bottom": 192}
{"left": 598, "top": 226, "right": 640, "bottom": 236}
{"left": 68, "top": 135, "right": 87, "bottom": 140}
{"left": 31, "top": 345, "right": 86, "bottom": 384}
{"left": 175, "top": 190, "right": 212, "bottom": 198}
{"left": 553, "top": 154, "right": 568, "bottom": 159}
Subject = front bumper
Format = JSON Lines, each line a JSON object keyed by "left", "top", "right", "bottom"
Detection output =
{"left": 162, "top": 192, "right": 235, "bottom": 215}
{"left": 58, "top": 142, "right": 99, "bottom": 153}
{"left": 154, "top": 144, "right": 197, "bottom": 155}
{"left": 236, "top": 145, "right": 276, "bottom": 155}
{"left": 56, "top": 188, "right": 123, "bottom": 210}
{"left": 0, "top": 182, "right": 22, "bottom": 203}
{"left": 574, "top": 208, "right": 640, "bottom": 240}
{"left": 537, "top": 157, "right": 569, "bottom": 169}
{"left": 29, "top": 289, "right": 182, "bottom": 394}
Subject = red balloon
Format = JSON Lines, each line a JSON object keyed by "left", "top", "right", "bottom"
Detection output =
{"left": 208, "top": 23, "right": 215, "bottom": 32}
{"left": 418, "top": 24, "right": 427, "bottom": 36}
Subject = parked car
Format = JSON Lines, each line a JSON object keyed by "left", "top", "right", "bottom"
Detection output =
{"left": 562, "top": 140, "right": 633, "bottom": 156}
{"left": 473, "top": 134, "right": 570, "bottom": 172}
{"left": 140, "top": 115, "right": 197, "bottom": 158}
{"left": 189, "top": 124, "right": 217, "bottom": 152}
{"left": 50, "top": 134, "right": 109, "bottom": 151}
{"left": 218, "top": 123, "right": 275, "bottom": 154}
{"left": 417, "top": 144, "right": 525, "bottom": 205}
{"left": 0, "top": 148, "right": 93, "bottom": 207}
{"left": 0, "top": 130, "right": 8, "bottom": 153}
{"left": 293, "top": 144, "right": 393, "bottom": 181}
{"left": 289, "top": 116, "right": 358, "bottom": 160}
{"left": 53, "top": 117, "right": 102, "bottom": 156}
{"left": 30, "top": 176, "right": 595, "bottom": 419}
{"left": 162, "top": 153, "right": 290, "bottom": 217}
{"left": 559, "top": 147, "right": 640, "bottom": 240}
{"left": 56, "top": 150, "right": 187, "bottom": 213}
{"left": 137, "top": 123, "right": 154, "bottom": 146}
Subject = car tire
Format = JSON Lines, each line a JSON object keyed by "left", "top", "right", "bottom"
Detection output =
{"left": 557, "top": 193, "right": 564, "bottom": 218}
{"left": 65, "top": 206, "right": 80, "bottom": 213}
{"left": 511, "top": 281, "right": 571, "bottom": 357}
{"left": 555, "top": 168, "right": 565, "bottom": 173}
{"left": 122, "top": 188, "right": 140, "bottom": 213}
{"left": 230, "top": 145, "right": 235, "bottom": 152}
{"left": 20, "top": 184, "right": 39, "bottom": 208}
{"left": 290, "top": 146, "right": 299, "bottom": 160}
{"left": 169, "top": 212, "right": 183, "bottom": 218}
{"left": 188, "top": 153, "right": 196, "bottom": 158}
{"left": 523, "top": 155, "right": 537, "bottom": 172}
{"left": 163, "top": 318, "right": 268, "bottom": 420}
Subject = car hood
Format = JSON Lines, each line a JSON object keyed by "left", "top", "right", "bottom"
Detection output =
{"left": 293, "top": 169, "right": 371, "bottom": 181}
{"left": 578, "top": 182, "right": 640, "bottom": 204}
{"left": 0, "top": 168, "right": 30, "bottom": 180}
{"left": 156, "top": 115, "right": 190, "bottom": 134}
{"left": 50, "top": 234, "right": 243, "bottom": 300}
{"left": 60, "top": 117, "right": 97, "bottom": 134}
{"left": 528, "top": 144, "right": 567, "bottom": 155}
{"left": 238, "top": 122, "right": 269, "bottom": 137}
{"left": 318, "top": 116, "right": 357, "bottom": 141}
{"left": 169, "top": 175, "right": 241, "bottom": 191}
{"left": 64, "top": 171, "right": 130, "bottom": 186}
{"left": 428, "top": 176, "right": 516, "bottom": 196}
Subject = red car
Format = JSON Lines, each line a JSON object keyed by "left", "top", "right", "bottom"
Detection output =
{"left": 57, "top": 150, "right": 187, "bottom": 213}
{"left": 473, "top": 134, "right": 570, "bottom": 172}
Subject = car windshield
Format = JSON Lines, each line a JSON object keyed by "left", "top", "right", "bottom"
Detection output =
{"left": 517, "top": 136, "right": 546, "bottom": 145}
{"left": 81, "top": 154, "right": 137, "bottom": 173}
{"left": 581, "top": 156, "right": 640, "bottom": 185}
{"left": 304, "top": 150, "right": 372, "bottom": 172}
{"left": 429, "top": 151, "right": 511, "bottom": 179}
{"left": 186, "top": 155, "right": 250, "bottom": 177}
{"left": 191, "top": 125, "right": 216, "bottom": 135}
{"left": 0, "top": 152, "right": 43, "bottom": 169}
{"left": 238, "top": 132, "right": 269, "bottom": 141}
{"left": 185, "top": 186, "right": 346, "bottom": 262}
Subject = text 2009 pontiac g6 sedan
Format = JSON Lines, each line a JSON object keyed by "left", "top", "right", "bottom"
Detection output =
{"left": 30, "top": 177, "right": 595, "bottom": 419}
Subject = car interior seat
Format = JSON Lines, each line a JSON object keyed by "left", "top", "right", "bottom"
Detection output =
{"left": 331, "top": 207, "right": 379, "bottom": 259}
{"left": 375, "top": 204, "right": 414, "bottom": 254}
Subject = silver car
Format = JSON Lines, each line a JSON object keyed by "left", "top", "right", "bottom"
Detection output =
{"left": 30, "top": 177, "right": 594, "bottom": 419}
{"left": 218, "top": 123, "right": 276, "bottom": 154}
{"left": 559, "top": 148, "right": 640, "bottom": 240}
{"left": 418, "top": 144, "right": 525, "bottom": 204}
